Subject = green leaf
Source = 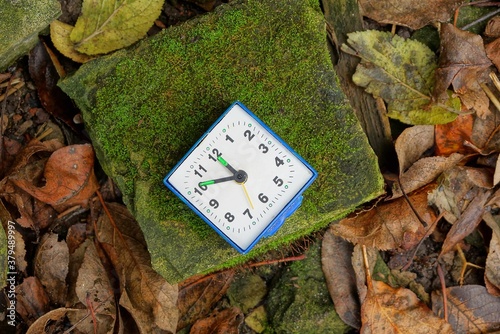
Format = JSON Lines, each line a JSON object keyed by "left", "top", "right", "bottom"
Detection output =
{"left": 70, "top": 0, "right": 163, "bottom": 55}
{"left": 342, "top": 30, "right": 460, "bottom": 125}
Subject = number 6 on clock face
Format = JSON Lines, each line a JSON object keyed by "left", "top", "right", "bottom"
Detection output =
{"left": 164, "top": 101, "right": 317, "bottom": 254}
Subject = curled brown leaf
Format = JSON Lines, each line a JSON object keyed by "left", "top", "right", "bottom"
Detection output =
{"left": 12, "top": 144, "right": 98, "bottom": 212}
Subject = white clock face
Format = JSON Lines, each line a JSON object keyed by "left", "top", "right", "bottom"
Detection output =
{"left": 166, "top": 103, "right": 315, "bottom": 252}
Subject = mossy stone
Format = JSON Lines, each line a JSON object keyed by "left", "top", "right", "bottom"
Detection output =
{"left": 265, "top": 242, "right": 350, "bottom": 333}
{"left": 59, "top": 0, "right": 383, "bottom": 282}
{"left": 227, "top": 273, "right": 267, "bottom": 314}
{"left": 0, "top": 0, "right": 61, "bottom": 71}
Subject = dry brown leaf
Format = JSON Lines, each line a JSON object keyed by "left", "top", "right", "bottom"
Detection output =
{"left": 0, "top": 139, "right": 63, "bottom": 229}
{"left": 465, "top": 167, "right": 494, "bottom": 189}
{"left": 67, "top": 242, "right": 115, "bottom": 333}
{"left": 495, "top": 155, "right": 500, "bottom": 186}
{"left": 361, "top": 280, "right": 453, "bottom": 333}
{"left": 29, "top": 41, "right": 82, "bottom": 131}
{"left": 433, "top": 23, "right": 492, "bottom": 118}
{"left": 435, "top": 114, "right": 474, "bottom": 156}
{"left": 34, "top": 233, "right": 69, "bottom": 305}
{"left": 486, "top": 16, "right": 500, "bottom": 38}
{"left": 432, "top": 285, "right": 500, "bottom": 333}
{"left": 6, "top": 138, "right": 63, "bottom": 174}
{"left": 395, "top": 125, "right": 434, "bottom": 174}
{"left": 358, "top": 0, "right": 465, "bottom": 30}
{"left": 440, "top": 188, "right": 492, "bottom": 255}
{"left": 177, "top": 270, "right": 234, "bottom": 331}
{"left": 66, "top": 222, "right": 87, "bottom": 254}
{"left": 321, "top": 229, "right": 361, "bottom": 329}
{"left": 485, "top": 231, "right": 500, "bottom": 295}
{"left": 459, "top": 88, "right": 490, "bottom": 118}
{"left": 12, "top": 222, "right": 27, "bottom": 273}
{"left": 66, "top": 238, "right": 92, "bottom": 308}
{"left": 392, "top": 153, "right": 463, "bottom": 198}
{"left": 486, "top": 38, "right": 500, "bottom": 71}
{"left": 332, "top": 184, "right": 435, "bottom": 251}
{"left": 26, "top": 307, "right": 87, "bottom": 334}
{"left": 429, "top": 166, "right": 491, "bottom": 224}
{"left": 12, "top": 144, "right": 99, "bottom": 212}
{"left": 96, "top": 202, "right": 178, "bottom": 333}
{"left": 352, "top": 245, "right": 379, "bottom": 304}
{"left": 471, "top": 103, "right": 500, "bottom": 151}
{"left": 190, "top": 307, "right": 243, "bottom": 334}
{"left": 16, "top": 277, "right": 50, "bottom": 326}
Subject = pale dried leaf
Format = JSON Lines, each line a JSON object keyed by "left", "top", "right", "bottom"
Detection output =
{"left": 395, "top": 125, "right": 434, "bottom": 174}
{"left": 392, "top": 153, "right": 463, "bottom": 198}
{"left": 494, "top": 154, "right": 500, "bottom": 186}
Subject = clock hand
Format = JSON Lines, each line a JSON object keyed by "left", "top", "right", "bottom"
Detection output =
{"left": 240, "top": 183, "right": 255, "bottom": 209}
{"left": 199, "top": 175, "right": 236, "bottom": 187}
{"left": 216, "top": 155, "right": 249, "bottom": 184}
{"left": 217, "top": 156, "right": 238, "bottom": 175}
{"left": 199, "top": 169, "right": 249, "bottom": 187}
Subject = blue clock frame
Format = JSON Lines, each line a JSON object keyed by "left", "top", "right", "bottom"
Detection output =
{"left": 164, "top": 101, "right": 317, "bottom": 254}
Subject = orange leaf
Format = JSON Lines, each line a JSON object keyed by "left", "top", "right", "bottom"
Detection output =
{"left": 12, "top": 144, "right": 98, "bottom": 212}
{"left": 435, "top": 114, "right": 474, "bottom": 156}
{"left": 190, "top": 307, "right": 243, "bottom": 334}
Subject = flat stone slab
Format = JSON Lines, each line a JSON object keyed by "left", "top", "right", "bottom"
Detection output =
{"left": 60, "top": 0, "right": 384, "bottom": 282}
{"left": 0, "top": 0, "right": 61, "bottom": 71}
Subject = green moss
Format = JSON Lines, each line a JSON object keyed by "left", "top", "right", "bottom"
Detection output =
{"left": 60, "top": 0, "right": 383, "bottom": 282}
{"left": 266, "top": 242, "right": 351, "bottom": 333}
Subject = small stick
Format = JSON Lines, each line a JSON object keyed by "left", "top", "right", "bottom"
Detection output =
{"left": 362, "top": 245, "right": 373, "bottom": 290}
{"left": 481, "top": 82, "right": 500, "bottom": 112}
{"left": 437, "top": 264, "right": 449, "bottom": 322}
{"left": 461, "top": 7, "right": 500, "bottom": 30}
{"left": 245, "top": 254, "right": 306, "bottom": 268}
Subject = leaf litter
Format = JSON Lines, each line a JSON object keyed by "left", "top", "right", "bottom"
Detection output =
{"left": 3, "top": 0, "right": 500, "bottom": 333}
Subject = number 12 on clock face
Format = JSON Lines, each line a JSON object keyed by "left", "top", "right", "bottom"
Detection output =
{"left": 164, "top": 101, "right": 317, "bottom": 254}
